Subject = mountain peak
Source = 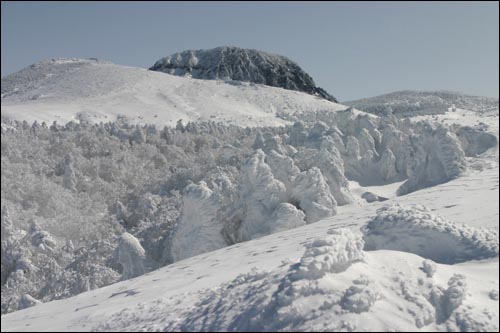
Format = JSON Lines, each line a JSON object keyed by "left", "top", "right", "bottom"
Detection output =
{"left": 149, "top": 46, "right": 337, "bottom": 102}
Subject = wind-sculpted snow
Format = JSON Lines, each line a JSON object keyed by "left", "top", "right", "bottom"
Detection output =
{"left": 166, "top": 230, "right": 368, "bottom": 332}
{"left": 289, "top": 229, "right": 365, "bottom": 280}
{"left": 150, "top": 46, "right": 338, "bottom": 102}
{"left": 363, "top": 205, "right": 499, "bottom": 264}
{"left": 82, "top": 225, "right": 498, "bottom": 332}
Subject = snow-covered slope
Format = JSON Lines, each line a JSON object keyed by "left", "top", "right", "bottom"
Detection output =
{"left": 344, "top": 90, "right": 499, "bottom": 117}
{"left": 1, "top": 58, "right": 348, "bottom": 127}
{"left": 1, "top": 163, "right": 498, "bottom": 332}
{"left": 150, "top": 46, "right": 338, "bottom": 102}
{"left": 2, "top": 58, "right": 498, "bottom": 332}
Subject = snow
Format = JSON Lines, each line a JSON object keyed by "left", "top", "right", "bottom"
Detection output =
{"left": 363, "top": 205, "right": 498, "bottom": 264}
{"left": 344, "top": 90, "right": 499, "bottom": 117}
{"left": 1, "top": 154, "right": 498, "bottom": 331}
{"left": 168, "top": 182, "right": 225, "bottom": 262}
{"left": 116, "top": 233, "right": 146, "bottom": 280}
{"left": 1, "top": 60, "right": 498, "bottom": 332}
{"left": 1, "top": 58, "right": 349, "bottom": 127}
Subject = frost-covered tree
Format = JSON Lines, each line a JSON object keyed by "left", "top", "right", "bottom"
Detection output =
{"left": 252, "top": 131, "right": 265, "bottom": 150}
{"left": 168, "top": 182, "right": 225, "bottom": 262}
{"left": 291, "top": 167, "right": 337, "bottom": 223}
{"left": 62, "top": 154, "right": 77, "bottom": 192}
{"left": 116, "top": 233, "right": 146, "bottom": 280}
{"left": 237, "top": 150, "right": 287, "bottom": 241}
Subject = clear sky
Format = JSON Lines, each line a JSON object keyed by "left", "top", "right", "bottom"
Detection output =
{"left": 1, "top": 1, "right": 498, "bottom": 101}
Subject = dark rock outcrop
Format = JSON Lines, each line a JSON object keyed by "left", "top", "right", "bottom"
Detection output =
{"left": 150, "top": 46, "right": 337, "bottom": 102}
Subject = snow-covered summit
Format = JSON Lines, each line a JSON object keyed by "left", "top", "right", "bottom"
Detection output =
{"left": 344, "top": 90, "right": 499, "bottom": 117}
{"left": 150, "top": 46, "right": 338, "bottom": 102}
{"left": 1, "top": 58, "right": 110, "bottom": 99}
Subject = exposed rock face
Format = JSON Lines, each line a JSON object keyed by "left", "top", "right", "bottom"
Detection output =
{"left": 150, "top": 46, "right": 337, "bottom": 102}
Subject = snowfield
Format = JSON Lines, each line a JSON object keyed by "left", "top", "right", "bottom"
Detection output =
{"left": 1, "top": 58, "right": 499, "bottom": 332}
{"left": 1, "top": 58, "right": 350, "bottom": 127}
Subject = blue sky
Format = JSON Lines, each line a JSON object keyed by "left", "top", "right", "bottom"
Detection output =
{"left": 1, "top": 1, "right": 498, "bottom": 101}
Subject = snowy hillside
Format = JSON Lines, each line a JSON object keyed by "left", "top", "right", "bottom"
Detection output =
{"left": 150, "top": 46, "right": 338, "bottom": 102}
{"left": 1, "top": 58, "right": 348, "bottom": 127}
{"left": 344, "top": 90, "right": 499, "bottom": 117}
{"left": 1, "top": 56, "right": 499, "bottom": 332}
{"left": 1, "top": 164, "right": 498, "bottom": 331}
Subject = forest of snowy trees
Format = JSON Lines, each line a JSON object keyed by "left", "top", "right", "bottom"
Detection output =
{"left": 1, "top": 108, "right": 497, "bottom": 314}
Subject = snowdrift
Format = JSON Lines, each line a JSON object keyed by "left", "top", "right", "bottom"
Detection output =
{"left": 363, "top": 205, "right": 499, "bottom": 264}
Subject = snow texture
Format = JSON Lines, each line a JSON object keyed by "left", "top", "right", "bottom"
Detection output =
{"left": 290, "top": 167, "right": 337, "bottom": 224}
{"left": 1, "top": 57, "right": 348, "bottom": 127}
{"left": 1, "top": 54, "right": 499, "bottom": 332}
{"left": 363, "top": 204, "right": 499, "bottom": 263}
{"left": 397, "top": 125, "right": 467, "bottom": 196}
{"left": 168, "top": 182, "right": 225, "bottom": 262}
{"left": 345, "top": 90, "right": 499, "bottom": 117}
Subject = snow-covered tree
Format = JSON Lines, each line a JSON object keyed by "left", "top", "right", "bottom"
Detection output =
{"left": 62, "top": 154, "right": 77, "bottom": 192}
{"left": 117, "top": 233, "right": 146, "bottom": 280}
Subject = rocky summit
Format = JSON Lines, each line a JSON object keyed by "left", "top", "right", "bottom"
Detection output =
{"left": 150, "top": 46, "right": 337, "bottom": 102}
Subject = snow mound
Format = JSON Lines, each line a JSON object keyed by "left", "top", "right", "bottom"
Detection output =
{"left": 173, "top": 230, "right": 367, "bottom": 332}
{"left": 363, "top": 205, "right": 499, "bottom": 263}
{"left": 340, "top": 276, "right": 380, "bottom": 313}
{"left": 290, "top": 229, "right": 365, "bottom": 280}
{"left": 150, "top": 46, "right": 338, "bottom": 102}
